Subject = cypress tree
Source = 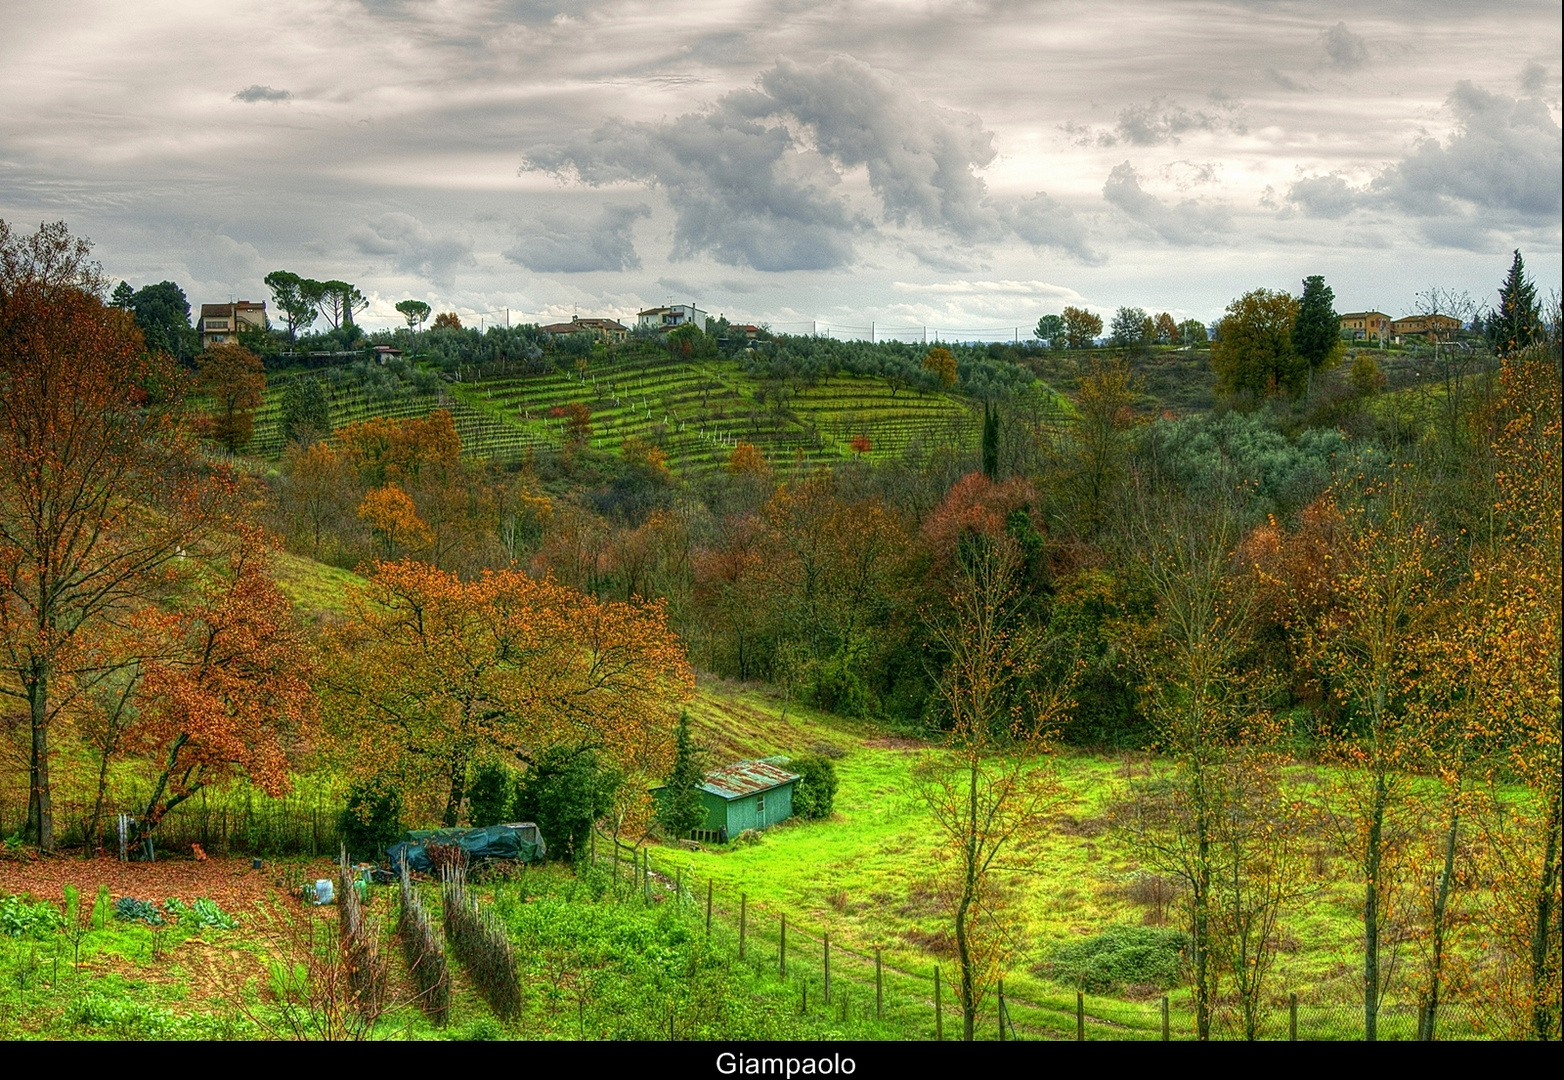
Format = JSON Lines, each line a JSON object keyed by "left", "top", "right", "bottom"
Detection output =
{"left": 1491, "top": 250, "right": 1540, "bottom": 356}
{"left": 658, "top": 710, "right": 707, "bottom": 840}
{"left": 1292, "top": 275, "right": 1340, "bottom": 380}
{"left": 981, "top": 401, "right": 1000, "bottom": 480}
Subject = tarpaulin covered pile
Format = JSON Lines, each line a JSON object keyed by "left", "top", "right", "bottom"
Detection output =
{"left": 386, "top": 823, "right": 546, "bottom": 872}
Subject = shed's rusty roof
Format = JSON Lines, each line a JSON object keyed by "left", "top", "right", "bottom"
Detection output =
{"left": 699, "top": 759, "right": 800, "bottom": 801}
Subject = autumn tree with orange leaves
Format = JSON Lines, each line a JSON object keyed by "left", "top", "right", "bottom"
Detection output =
{"left": 324, "top": 560, "right": 692, "bottom": 829}
{"left": 0, "top": 220, "right": 238, "bottom": 849}
{"left": 1477, "top": 345, "right": 1562, "bottom": 1040}
{"left": 131, "top": 530, "right": 315, "bottom": 842}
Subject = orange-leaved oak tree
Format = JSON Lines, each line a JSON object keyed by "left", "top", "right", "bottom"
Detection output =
{"left": 325, "top": 560, "right": 693, "bottom": 828}
{"left": 358, "top": 484, "right": 432, "bottom": 559}
{"left": 131, "top": 530, "right": 316, "bottom": 841}
{"left": 0, "top": 219, "right": 239, "bottom": 848}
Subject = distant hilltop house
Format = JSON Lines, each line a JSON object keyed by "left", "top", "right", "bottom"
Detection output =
{"left": 1339, "top": 311, "right": 1392, "bottom": 343}
{"left": 538, "top": 315, "right": 630, "bottom": 343}
{"left": 199, "top": 301, "right": 267, "bottom": 348}
{"left": 658, "top": 758, "right": 800, "bottom": 844}
{"left": 1389, "top": 314, "right": 1463, "bottom": 342}
{"left": 636, "top": 304, "right": 708, "bottom": 333}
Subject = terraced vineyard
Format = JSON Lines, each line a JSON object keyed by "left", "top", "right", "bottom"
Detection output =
{"left": 252, "top": 356, "right": 1016, "bottom": 475}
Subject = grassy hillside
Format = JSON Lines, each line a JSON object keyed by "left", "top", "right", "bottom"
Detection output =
{"left": 646, "top": 681, "right": 1478, "bottom": 1040}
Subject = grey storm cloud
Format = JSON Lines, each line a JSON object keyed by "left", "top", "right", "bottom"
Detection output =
{"left": 1518, "top": 60, "right": 1548, "bottom": 93}
{"left": 233, "top": 85, "right": 291, "bottom": 103}
{"left": 524, "top": 55, "right": 1093, "bottom": 271}
{"left": 349, "top": 212, "right": 475, "bottom": 286}
{"left": 504, "top": 203, "right": 651, "bottom": 273}
{"left": 746, "top": 56, "right": 1000, "bottom": 240}
{"left": 1285, "top": 174, "right": 1360, "bottom": 219}
{"left": 1101, "top": 96, "right": 1246, "bottom": 147}
{"left": 1102, "top": 162, "right": 1232, "bottom": 245}
{"left": 1320, "top": 23, "right": 1369, "bottom": 71}
{"left": 1373, "top": 81, "right": 1562, "bottom": 223}
{"left": 1004, "top": 192, "right": 1102, "bottom": 264}
{"left": 1291, "top": 79, "right": 1563, "bottom": 227}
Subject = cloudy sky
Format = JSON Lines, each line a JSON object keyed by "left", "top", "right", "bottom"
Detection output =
{"left": 2, "top": 0, "right": 1558, "bottom": 336}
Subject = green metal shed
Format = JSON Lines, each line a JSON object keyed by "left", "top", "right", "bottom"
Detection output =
{"left": 690, "top": 759, "right": 800, "bottom": 843}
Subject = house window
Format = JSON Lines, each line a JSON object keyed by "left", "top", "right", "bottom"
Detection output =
{"left": 756, "top": 795, "right": 765, "bottom": 813}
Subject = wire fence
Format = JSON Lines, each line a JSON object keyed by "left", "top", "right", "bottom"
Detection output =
{"left": 589, "top": 833, "right": 1498, "bottom": 1041}
{"left": 0, "top": 787, "right": 344, "bottom": 859}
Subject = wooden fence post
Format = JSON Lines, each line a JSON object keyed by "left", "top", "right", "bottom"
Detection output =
{"left": 824, "top": 933, "right": 831, "bottom": 1003}
{"left": 1290, "top": 992, "right": 1298, "bottom": 1042}
{"left": 1076, "top": 990, "right": 1085, "bottom": 1041}
{"left": 876, "top": 949, "right": 883, "bottom": 1020}
{"left": 998, "top": 979, "right": 1006, "bottom": 1042}
{"left": 739, "top": 893, "right": 747, "bottom": 959}
{"left": 1161, "top": 995, "right": 1170, "bottom": 1041}
{"left": 780, "top": 913, "right": 787, "bottom": 976}
{"left": 706, "top": 879, "right": 713, "bottom": 936}
{"left": 934, "top": 967, "right": 943, "bottom": 1041}
{"left": 675, "top": 866, "right": 682, "bottom": 906}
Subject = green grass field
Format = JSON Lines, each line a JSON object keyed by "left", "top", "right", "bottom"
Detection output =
{"left": 638, "top": 681, "right": 1487, "bottom": 1040}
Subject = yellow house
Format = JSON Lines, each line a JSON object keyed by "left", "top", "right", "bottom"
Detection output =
{"left": 1389, "top": 314, "right": 1462, "bottom": 342}
{"left": 199, "top": 301, "right": 267, "bottom": 348}
{"left": 1340, "top": 311, "right": 1392, "bottom": 342}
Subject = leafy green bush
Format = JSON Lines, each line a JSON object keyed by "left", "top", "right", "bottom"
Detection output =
{"left": 1041, "top": 924, "right": 1188, "bottom": 992}
{"left": 789, "top": 754, "right": 839, "bottom": 820}
{"left": 512, "top": 745, "right": 621, "bottom": 861}
{"left": 114, "top": 897, "right": 165, "bottom": 925}
{"left": 0, "top": 895, "right": 64, "bottom": 938}
{"left": 165, "top": 897, "right": 238, "bottom": 930}
{"left": 338, "top": 776, "right": 405, "bottom": 862}
{"left": 467, "top": 761, "right": 516, "bottom": 828}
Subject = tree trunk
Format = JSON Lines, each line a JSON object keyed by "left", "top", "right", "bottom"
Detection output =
{"left": 955, "top": 762, "right": 979, "bottom": 1041}
{"left": 1364, "top": 770, "right": 1387, "bottom": 1042}
{"left": 1424, "top": 803, "right": 1459, "bottom": 1040}
{"left": 443, "top": 748, "right": 468, "bottom": 828}
{"left": 25, "top": 663, "right": 53, "bottom": 851}
{"left": 1531, "top": 783, "right": 1562, "bottom": 1041}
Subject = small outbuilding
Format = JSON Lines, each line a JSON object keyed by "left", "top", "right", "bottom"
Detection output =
{"left": 671, "top": 759, "right": 800, "bottom": 843}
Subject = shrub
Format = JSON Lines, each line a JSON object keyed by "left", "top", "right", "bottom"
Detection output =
{"left": 789, "top": 754, "right": 839, "bottom": 820}
{"left": 113, "top": 897, "right": 165, "bottom": 925}
{"left": 512, "top": 745, "right": 621, "bottom": 861}
{"left": 441, "top": 865, "right": 521, "bottom": 1019}
{"left": 0, "top": 895, "right": 64, "bottom": 937}
{"left": 398, "top": 862, "right": 450, "bottom": 1025}
{"left": 165, "top": 897, "right": 238, "bottom": 930}
{"left": 338, "top": 777, "right": 404, "bottom": 862}
{"left": 467, "top": 760, "right": 516, "bottom": 827}
{"left": 1040, "top": 924, "right": 1188, "bottom": 992}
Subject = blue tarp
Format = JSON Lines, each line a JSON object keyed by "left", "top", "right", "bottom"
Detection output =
{"left": 386, "top": 822, "right": 546, "bottom": 872}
